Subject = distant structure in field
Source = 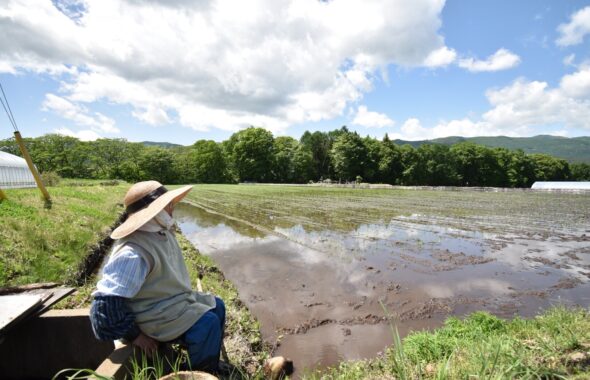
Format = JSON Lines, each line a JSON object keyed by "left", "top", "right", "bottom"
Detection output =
{"left": 532, "top": 181, "right": 590, "bottom": 190}
{"left": 0, "top": 151, "right": 36, "bottom": 189}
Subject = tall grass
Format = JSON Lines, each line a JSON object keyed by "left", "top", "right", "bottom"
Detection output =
{"left": 305, "top": 307, "right": 590, "bottom": 379}
{"left": 0, "top": 182, "right": 127, "bottom": 287}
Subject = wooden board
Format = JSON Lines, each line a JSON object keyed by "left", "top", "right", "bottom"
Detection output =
{"left": 0, "top": 295, "right": 43, "bottom": 333}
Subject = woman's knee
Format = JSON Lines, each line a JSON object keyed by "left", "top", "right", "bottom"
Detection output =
{"left": 184, "top": 312, "right": 221, "bottom": 344}
{"left": 214, "top": 297, "right": 226, "bottom": 325}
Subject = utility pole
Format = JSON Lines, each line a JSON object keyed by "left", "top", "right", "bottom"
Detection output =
{"left": 1, "top": 82, "right": 51, "bottom": 202}
{"left": 13, "top": 131, "right": 51, "bottom": 202}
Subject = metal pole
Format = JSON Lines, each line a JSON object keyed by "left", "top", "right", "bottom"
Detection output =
{"left": 13, "top": 131, "right": 51, "bottom": 202}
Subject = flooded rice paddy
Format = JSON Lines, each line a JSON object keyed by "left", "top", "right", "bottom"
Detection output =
{"left": 176, "top": 185, "right": 590, "bottom": 376}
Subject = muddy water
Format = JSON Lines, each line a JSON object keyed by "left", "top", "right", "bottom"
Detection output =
{"left": 175, "top": 202, "right": 590, "bottom": 376}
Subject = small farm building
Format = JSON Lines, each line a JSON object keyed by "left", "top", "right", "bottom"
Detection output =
{"left": 532, "top": 181, "right": 590, "bottom": 190}
{"left": 0, "top": 151, "right": 36, "bottom": 189}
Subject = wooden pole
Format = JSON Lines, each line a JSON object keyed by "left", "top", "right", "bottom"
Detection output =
{"left": 13, "top": 131, "right": 50, "bottom": 202}
{"left": 0, "top": 187, "right": 6, "bottom": 201}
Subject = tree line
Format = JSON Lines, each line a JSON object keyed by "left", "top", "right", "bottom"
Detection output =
{"left": 1, "top": 126, "right": 589, "bottom": 187}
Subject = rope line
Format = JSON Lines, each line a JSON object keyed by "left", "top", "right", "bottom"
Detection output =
{"left": 0, "top": 82, "right": 19, "bottom": 132}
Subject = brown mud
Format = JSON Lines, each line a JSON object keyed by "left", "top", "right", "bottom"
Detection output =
{"left": 175, "top": 199, "right": 590, "bottom": 377}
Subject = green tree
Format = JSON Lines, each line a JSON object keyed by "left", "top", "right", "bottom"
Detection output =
{"left": 273, "top": 136, "right": 299, "bottom": 183}
{"left": 362, "top": 137, "right": 382, "bottom": 183}
{"left": 451, "top": 143, "right": 503, "bottom": 186}
{"left": 300, "top": 131, "right": 333, "bottom": 180}
{"left": 189, "top": 140, "right": 228, "bottom": 183}
{"left": 416, "top": 144, "right": 460, "bottom": 186}
{"left": 331, "top": 130, "right": 367, "bottom": 181}
{"left": 292, "top": 145, "right": 314, "bottom": 183}
{"left": 137, "top": 147, "right": 177, "bottom": 184}
{"left": 379, "top": 135, "right": 403, "bottom": 185}
{"left": 530, "top": 154, "right": 570, "bottom": 181}
{"left": 571, "top": 162, "right": 590, "bottom": 181}
{"left": 226, "top": 127, "right": 275, "bottom": 182}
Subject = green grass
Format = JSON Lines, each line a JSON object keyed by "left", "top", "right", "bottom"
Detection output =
{"left": 305, "top": 307, "right": 590, "bottom": 379}
{"left": 0, "top": 181, "right": 127, "bottom": 287}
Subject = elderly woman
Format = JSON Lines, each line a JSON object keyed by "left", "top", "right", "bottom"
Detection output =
{"left": 90, "top": 181, "right": 226, "bottom": 373}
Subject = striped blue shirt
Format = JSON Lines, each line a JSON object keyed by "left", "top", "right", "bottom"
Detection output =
{"left": 94, "top": 243, "right": 150, "bottom": 298}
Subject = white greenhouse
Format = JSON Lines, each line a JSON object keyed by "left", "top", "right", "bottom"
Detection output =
{"left": 532, "top": 181, "right": 590, "bottom": 190}
{"left": 0, "top": 151, "right": 36, "bottom": 189}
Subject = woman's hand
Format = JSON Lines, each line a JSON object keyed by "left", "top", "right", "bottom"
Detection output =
{"left": 132, "top": 332, "right": 159, "bottom": 357}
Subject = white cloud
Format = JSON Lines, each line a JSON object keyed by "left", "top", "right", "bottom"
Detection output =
{"left": 563, "top": 53, "right": 576, "bottom": 66}
{"left": 389, "top": 65, "right": 590, "bottom": 140}
{"left": 560, "top": 66, "right": 590, "bottom": 98}
{"left": 352, "top": 105, "right": 394, "bottom": 128}
{"left": 458, "top": 48, "right": 521, "bottom": 72}
{"left": 389, "top": 117, "right": 508, "bottom": 140}
{"left": 423, "top": 46, "right": 457, "bottom": 67}
{"left": 42, "top": 94, "right": 119, "bottom": 133}
{"left": 0, "top": 0, "right": 450, "bottom": 134}
{"left": 556, "top": 6, "right": 590, "bottom": 46}
{"left": 399, "top": 118, "right": 428, "bottom": 138}
{"left": 483, "top": 77, "right": 590, "bottom": 130}
{"left": 54, "top": 127, "right": 102, "bottom": 141}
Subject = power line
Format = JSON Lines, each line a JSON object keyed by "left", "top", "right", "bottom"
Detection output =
{"left": 0, "top": 82, "right": 19, "bottom": 132}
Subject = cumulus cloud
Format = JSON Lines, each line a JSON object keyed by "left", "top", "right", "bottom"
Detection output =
{"left": 352, "top": 105, "right": 394, "bottom": 128}
{"left": 389, "top": 66, "right": 590, "bottom": 140}
{"left": 556, "top": 6, "right": 590, "bottom": 46}
{"left": 560, "top": 66, "right": 590, "bottom": 98}
{"left": 423, "top": 46, "right": 457, "bottom": 67}
{"left": 42, "top": 94, "right": 119, "bottom": 133}
{"left": 54, "top": 127, "right": 102, "bottom": 141}
{"left": 458, "top": 48, "right": 521, "bottom": 72}
{"left": 0, "top": 0, "right": 451, "bottom": 133}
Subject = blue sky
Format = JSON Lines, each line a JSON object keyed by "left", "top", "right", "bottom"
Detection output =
{"left": 1, "top": 0, "right": 590, "bottom": 145}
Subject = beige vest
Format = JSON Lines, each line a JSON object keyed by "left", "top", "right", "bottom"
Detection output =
{"left": 112, "top": 229, "right": 215, "bottom": 341}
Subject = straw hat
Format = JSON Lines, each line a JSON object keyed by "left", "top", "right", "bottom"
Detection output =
{"left": 111, "top": 180, "right": 193, "bottom": 239}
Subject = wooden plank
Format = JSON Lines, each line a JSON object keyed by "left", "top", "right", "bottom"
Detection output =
{"left": 0, "top": 295, "right": 42, "bottom": 333}
{"left": 0, "top": 282, "right": 59, "bottom": 296}
{"left": 0, "top": 287, "right": 74, "bottom": 338}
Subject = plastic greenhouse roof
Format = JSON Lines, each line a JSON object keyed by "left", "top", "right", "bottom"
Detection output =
{"left": 532, "top": 181, "right": 590, "bottom": 190}
{"left": 0, "top": 151, "right": 29, "bottom": 168}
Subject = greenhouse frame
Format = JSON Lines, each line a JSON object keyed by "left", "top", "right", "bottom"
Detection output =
{"left": 0, "top": 150, "right": 36, "bottom": 189}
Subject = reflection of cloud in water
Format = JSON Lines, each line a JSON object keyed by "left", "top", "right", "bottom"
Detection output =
{"left": 494, "top": 238, "right": 590, "bottom": 282}
{"left": 275, "top": 220, "right": 485, "bottom": 258}
{"left": 422, "top": 279, "right": 512, "bottom": 298}
{"left": 184, "top": 223, "right": 264, "bottom": 253}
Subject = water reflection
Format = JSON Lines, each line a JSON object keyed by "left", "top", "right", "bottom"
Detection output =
{"left": 174, "top": 201, "right": 590, "bottom": 374}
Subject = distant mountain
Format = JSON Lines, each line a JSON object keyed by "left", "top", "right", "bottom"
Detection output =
{"left": 393, "top": 135, "right": 590, "bottom": 163}
{"left": 141, "top": 141, "right": 183, "bottom": 148}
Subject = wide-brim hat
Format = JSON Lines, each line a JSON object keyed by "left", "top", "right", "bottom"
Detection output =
{"left": 111, "top": 180, "right": 193, "bottom": 239}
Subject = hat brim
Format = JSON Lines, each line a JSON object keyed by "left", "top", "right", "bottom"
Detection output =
{"left": 110, "top": 185, "right": 193, "bottom": 240}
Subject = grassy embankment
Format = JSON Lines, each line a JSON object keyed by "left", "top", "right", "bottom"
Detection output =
{"left": 0, "top": 179, "right": 127, "bottom": 288}
{"left": 0, "top": 181, "right": 268, "bottom": 377}
{"left": 305, "top": 307, "right": 590, "bottom": 379}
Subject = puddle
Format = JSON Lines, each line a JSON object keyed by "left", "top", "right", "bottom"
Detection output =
{"left": 175, "top": 202, "right": 590, "bottom": 376}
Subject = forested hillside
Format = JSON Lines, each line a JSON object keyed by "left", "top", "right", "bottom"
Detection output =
{"left": 394, "top": 135, "right": 590, "bottom": 163}
{"left": 1, "top": 127, "right": 589, "bottom": 187}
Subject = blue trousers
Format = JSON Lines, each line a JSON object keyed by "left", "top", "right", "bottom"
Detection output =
{"left": 181, "top": 297, "right": 225, "bottom": 371}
